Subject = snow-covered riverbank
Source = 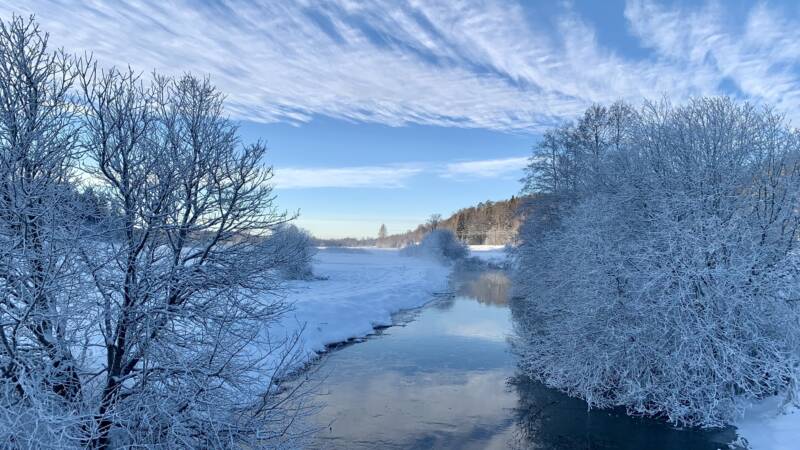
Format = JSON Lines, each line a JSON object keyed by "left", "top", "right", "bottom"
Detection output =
{"left": 273, "top": 248, "right": 450, "bottom": 370}
{"left": 735, "top": 397, "right": 800, "bottom": 450}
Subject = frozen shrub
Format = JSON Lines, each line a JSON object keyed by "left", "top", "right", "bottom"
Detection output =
{"left": 401, "top": 229, "right": 468, "bottom": 262}
{"left": 514, "top": 98, "right": 800, "bottom": 427}
{"left": 268, "top": 224, "right": 317, "bottom": 280}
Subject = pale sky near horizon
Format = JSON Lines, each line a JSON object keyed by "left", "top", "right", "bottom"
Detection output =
{"left": 5, "top": 0, "right": 800, "bottom": 238}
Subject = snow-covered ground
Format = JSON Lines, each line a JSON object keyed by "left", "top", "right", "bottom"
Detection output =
{"left": 736, "top": 397, "right": 800, "bottom": 450}
{"left": 274, "top": 248, "right": 450, "bottom": 370}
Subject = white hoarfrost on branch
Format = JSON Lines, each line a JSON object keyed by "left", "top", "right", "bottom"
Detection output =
{"left": 266, "top": 224, "right": 317, "bottom": 281}
{"left": 513, "top": 98, "right": 800, "bottom": 428}
{"left": 0, "top": 16, "right": 314, "bottom": 449}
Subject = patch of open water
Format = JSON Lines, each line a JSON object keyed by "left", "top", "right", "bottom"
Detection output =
{"left": 306, "top": 269, "right": 738, "bottom": 450}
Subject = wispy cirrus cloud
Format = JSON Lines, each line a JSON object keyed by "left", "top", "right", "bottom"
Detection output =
{"left": 624, "top": 0, "right": 800, "bottom": 114}
{"left": 442, "top": 156, "right": 528, "bottom": 179}
{"left": 2, "top": 1, "right": 800, "bottom": 131}
{"left": 272, "top": 164, "right": 424, "bottom": 189}
{"left": 273, "top": 156, "right": 528, "bottom": 189}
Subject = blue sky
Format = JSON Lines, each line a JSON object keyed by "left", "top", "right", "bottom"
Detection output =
{"left": 5, "top": 0, "right": 800, "bottom": 237}
{"left": 238, "top": 118, "right": 531, "bottom": 237}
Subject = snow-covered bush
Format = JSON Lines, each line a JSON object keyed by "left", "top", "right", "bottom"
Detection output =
{"left": 513, "top": 98, "right": 800, "bottom": 427}
{"left": 267, "top": 224, "right": 317, "bottom": 280}
{"left": 401, "top": 229, "right": 468, "bottom": 262}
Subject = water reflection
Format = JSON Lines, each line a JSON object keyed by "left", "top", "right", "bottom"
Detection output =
{"left": 313, "top": 368, "right": 517, "bottom": 449}
{"left": 507, "top": 374, "right": 739, "bottom": 450}
{"left": 453, "top": 270, "right": 510, "bottom": 306}
{"left": 307, "top": 269, "right": 737, "bottom": 450}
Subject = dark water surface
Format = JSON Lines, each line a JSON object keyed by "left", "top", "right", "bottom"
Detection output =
{"left": 307, "top": 270, "right": 738, "bottom": 449}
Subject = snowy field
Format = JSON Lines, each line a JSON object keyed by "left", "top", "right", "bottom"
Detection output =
{"left": 274, "top": 248, "right": 450, "bottom": 370}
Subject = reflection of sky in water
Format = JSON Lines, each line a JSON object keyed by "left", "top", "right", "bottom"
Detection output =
{"left": 315, "top": 369, "right": 517, "bottom": 449}
{"left": 309, "top": 287, "right": 517, "bottom": 449}
{"left": 453, "top": 270, "right": 510, "bottom": 307}
{"left": 307, "top": 271, "right": 739, "bottom": 450}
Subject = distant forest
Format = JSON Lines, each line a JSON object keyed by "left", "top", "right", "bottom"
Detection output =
{"left": 316, "top": 196, "right": 526, "bottom": 247}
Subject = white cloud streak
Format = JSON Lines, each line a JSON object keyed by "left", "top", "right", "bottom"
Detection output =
{"left": 1, "top": 1, "right": 799, "bottom": 131}
{"left": 272, "top": 164, "right": 424, "bottom": 189}
{"left": 273, "top": 156, "right": 528, "bottom": 188}
{"left": 624, "top": 0, "right": 800, "bottom": 115}
{"left": 443, "top": 156, "right": 528, "bottom": 179}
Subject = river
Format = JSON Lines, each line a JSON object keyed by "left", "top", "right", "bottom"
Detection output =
{"left": 305, "top": 268, "right": 739, "bottom": 449}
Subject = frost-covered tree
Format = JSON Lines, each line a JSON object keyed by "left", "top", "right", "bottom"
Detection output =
{"left": 0, "top": 16, "right": 312, "bottom": 449}
{"left": 521, "top": 101, "right": 634, "bottom": 200}
{"left": 76, "top": 65, "right": 309, "bottom": 447}
{"left": 0, "top": 16, "right": 89, "bottom": 446}
{"left": 513, "top": 98, "right": 800, "bottom": 427}
{"left": 267, "top": 224, "right": 316, "bottom": 280}
{"left": 378, "top": 223, "right": 387, "bottom": 240}
{"left": 426, "top": 213, "right": 442, "bottom": 230}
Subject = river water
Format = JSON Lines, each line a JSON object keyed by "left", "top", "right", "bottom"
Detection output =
{"left": 306, "top": 269, "right": 738, "bottom": 449}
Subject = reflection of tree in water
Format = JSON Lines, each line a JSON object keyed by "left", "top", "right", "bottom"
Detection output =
{"left": 454, "top": 271, "right": 510, "bottom": 306}
{"left": 506, "top": 373, "right": 740, "bottom": 450}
